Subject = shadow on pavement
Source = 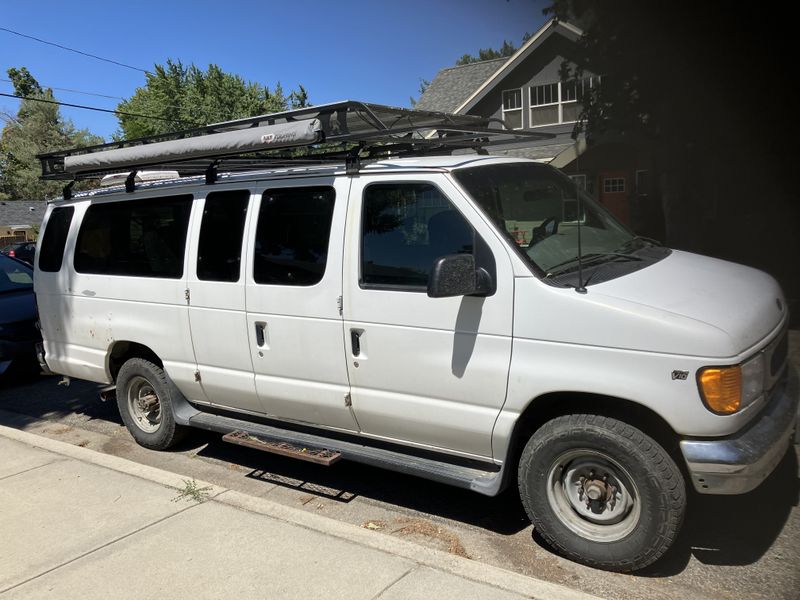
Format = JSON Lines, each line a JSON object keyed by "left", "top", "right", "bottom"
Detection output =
{"left": 0, "top": 372, "right": 114, "bottom": 425}
{"left": 638, "top": 446, "right": 799, "bottom": 576}
{"left": 194, "top": 435, "right": 531, "bottom": 535}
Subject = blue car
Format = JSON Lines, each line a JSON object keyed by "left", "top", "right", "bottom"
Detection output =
{"left": 0, "top": 254, "right": 40, "bottom": 378}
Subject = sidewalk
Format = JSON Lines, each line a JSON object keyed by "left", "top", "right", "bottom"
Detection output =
{"left": 0, "top": 425, "right": 597, "bottom": 600}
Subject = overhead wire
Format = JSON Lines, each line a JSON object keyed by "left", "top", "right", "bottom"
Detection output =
{"left": 0, "top": 92, "right": 196, "bottom": 125}
{"left": 0, "top": 26, "right": 151, "bottom": 74}
{"left": 0, "top": 78, "right": 125, "bottom": 101}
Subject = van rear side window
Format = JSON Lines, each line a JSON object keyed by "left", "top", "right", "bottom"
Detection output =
{"left": 254, "top": 187, "right": 335, "bottom": 286}
{"left": 197, "top": 190, "right": 249, "bottom": 282}
{"left": 39, "top": 206, "right": 75, "bottom": 272}
{"left": 74, "top": 195, "right": 192, "bottom": 278}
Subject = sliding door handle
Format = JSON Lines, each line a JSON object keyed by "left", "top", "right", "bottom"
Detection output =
{"left": 350, "top": 329, "right": 361, "bottom": 357}
{"left": 255, "top": 322, "right": 266, "bottom": 347}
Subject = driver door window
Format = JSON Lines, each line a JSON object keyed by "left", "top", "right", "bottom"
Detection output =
{"left": 361, "top": 183, "right": 474, "bottom": 290}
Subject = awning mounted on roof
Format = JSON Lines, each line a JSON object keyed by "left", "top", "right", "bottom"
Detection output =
{"left": 38, "top": 100, "right": 554, "bottom": 184}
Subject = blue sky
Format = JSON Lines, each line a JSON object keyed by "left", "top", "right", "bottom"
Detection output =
{"left": 0, "top": 0, "right": 549, "bottom": 140}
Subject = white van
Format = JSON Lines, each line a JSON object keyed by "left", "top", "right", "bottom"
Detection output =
{"left": 34, "top": 102, "right": 797, "bottom": 572}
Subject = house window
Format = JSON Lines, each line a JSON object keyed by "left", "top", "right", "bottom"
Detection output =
{"left": 603, "top": 177, "right": 626, "bottom": 193}
{"left": 529, "top": 77, "right": 598, "bottom": 127}
{"left": 529, "top": 82, "right": 559, "bottom": 126}
{"left": 502, "top": 89, "right": 523, "bottom": 129}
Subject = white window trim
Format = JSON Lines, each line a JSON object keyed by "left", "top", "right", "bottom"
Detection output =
{"left": 603, "top": 177, "right": 626, "bottom": 194}
{"left": 529, "top": 78, "right": 597, "bottom": 128}
{"left": 501, "top": 88, "right": 524, "bottom": 130}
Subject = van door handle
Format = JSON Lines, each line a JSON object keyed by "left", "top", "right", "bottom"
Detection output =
{"left": 350, "top": 330, "right": 361, "bottom": 357}
{"left": 255, "top": 322, "right": 266, "bottom": 347}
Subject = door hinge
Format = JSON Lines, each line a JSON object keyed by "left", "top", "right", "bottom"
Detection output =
{"left": 184, "top": 289, "right": 191, "bottom": 304}
{"left": 336, "top": 295, "right": 343, "bottom": 316}
{"left": 194, "top": 370, "right": 202, "bottom": 383}
{"left": 344, "top": 392, "right": 352, "bottom": 407}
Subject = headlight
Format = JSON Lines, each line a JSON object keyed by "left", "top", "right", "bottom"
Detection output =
{"left": 740, "top": 353, "right": 765, "bottom": 406}
{"left": 697, "top": 354, "right": 765, "bottom": 415}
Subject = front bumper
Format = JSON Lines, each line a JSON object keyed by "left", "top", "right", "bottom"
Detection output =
{"left": 680, "top": 366, "right": 799, "bottom": 494}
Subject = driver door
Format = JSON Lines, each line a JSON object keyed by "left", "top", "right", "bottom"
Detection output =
{"left": 342, "top": 175, "right": 515, "bottom": 458}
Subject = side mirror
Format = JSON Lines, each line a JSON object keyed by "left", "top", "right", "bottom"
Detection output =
{"left": 427, "top": 254, "right": 493, "bottom": 298}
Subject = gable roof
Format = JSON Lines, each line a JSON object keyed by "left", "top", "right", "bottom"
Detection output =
{"left": 415, "top": 19, "right": 583, "bottom": 116}
{"left": 455, "top": 19, "right": 583, "bottom": 115}
{"left": 414, "top": 58, "right": 506, "bottom": 113}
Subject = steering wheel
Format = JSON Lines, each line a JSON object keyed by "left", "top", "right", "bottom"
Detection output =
{"left": 528, "top": 216, "right": 559, "bottom": 248}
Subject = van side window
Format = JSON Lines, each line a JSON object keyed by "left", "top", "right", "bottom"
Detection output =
{"left": 74, "top": 195, "right": 192, "bottom": 278}
{"left": 197, "top": 190, "right": 249, "bottom": 282}
{"left": 39, "top": 206, "right": 74, "bottom": 272}
{"left": 361, "top": 183, "right": 474, "bottom": 289}
{"left": 253, "top": 186, "right": 335, "bottom": 286}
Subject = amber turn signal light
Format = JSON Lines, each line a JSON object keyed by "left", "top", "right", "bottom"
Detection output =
{"left": 697, "top": 366, "right": 742, "bottom": 414}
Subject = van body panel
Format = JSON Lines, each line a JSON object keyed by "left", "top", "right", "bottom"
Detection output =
{"left": 35, "top": 199, "right": 199, "bottom": 395}
{"left": 589, "top": 250, "right": 786, "bottom": 356}
{"left": 342, "top": 174, "right": 515, "bottom": 457}
{"left": 185, "top": 190, "right": 262, "bottom": 411}
{"left": 244, "top": 177, "right": 358, "bottom": 431}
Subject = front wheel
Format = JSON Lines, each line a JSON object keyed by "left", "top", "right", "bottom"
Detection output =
{"left": 116, "top": 358, "right": 186, "bottom": 450}
{"left": 518, "top": 414, "right": 686, "bottom": 572}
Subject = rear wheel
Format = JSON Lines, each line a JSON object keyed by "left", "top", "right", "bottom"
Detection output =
{"left": 518, "top": 413, "right": 686, "bottom": 572}
{"left": 116, "top": 358, "right": 186, "bottom": 450}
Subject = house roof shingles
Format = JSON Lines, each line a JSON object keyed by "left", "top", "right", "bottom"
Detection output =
{"left": 414, "top": 58, "right": 505, "bottom": 114}
{"left": 0, "top": 200, "right": 48, "bottom": 229}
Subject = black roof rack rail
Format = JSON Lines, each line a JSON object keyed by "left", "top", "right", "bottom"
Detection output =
{"left": 37, "top": 100, "right": 554, "bottom": 182}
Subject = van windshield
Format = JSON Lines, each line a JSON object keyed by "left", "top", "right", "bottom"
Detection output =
{"left": 452, "top": 162, "right": 651, "bottom": 277}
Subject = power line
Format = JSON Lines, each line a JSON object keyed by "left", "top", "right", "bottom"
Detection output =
{"left": 0, "top": 78, "right": 125, "bottom": 101}
{"left": 0, "top": 26, "right": 151, "bottom": 74}
{"left": 0, "top": 92, "right": 195, "bottom": 125}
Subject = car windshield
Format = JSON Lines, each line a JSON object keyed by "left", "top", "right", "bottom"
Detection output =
{"left": 452, "top": 162, "right": 634, "bottom": 274}
{"left": 0, "top": 255, "right": 34, "bottom": 293}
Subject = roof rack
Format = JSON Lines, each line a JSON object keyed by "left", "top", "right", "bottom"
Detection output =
{"left": 38, "top": 100, "right": 553, "bottom": 190}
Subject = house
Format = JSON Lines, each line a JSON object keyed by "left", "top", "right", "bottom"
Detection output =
{"left": 416, "top": 19, "right": 664, "bottom": 240}
{"left": 0, "top": 200, "right": 47, "bottom": 246}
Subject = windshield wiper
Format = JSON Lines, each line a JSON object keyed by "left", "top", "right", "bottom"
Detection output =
{"left": 546, "top": 252, "right": 643, "bottom": 277}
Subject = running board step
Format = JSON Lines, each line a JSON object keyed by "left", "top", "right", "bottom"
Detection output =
{"left": 188, "top": 412, "right": 505, "bottom": 496}
{"left": 222, "top": 431, "right": 342, "bottom": 466}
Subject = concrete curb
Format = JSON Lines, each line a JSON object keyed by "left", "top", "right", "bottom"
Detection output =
{"left": 0, "top": 423, "right": 598, "bottom": 600}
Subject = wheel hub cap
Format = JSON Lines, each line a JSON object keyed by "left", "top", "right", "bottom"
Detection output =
{"left": 547, "top": 450, "right": 641, "bottom": 542}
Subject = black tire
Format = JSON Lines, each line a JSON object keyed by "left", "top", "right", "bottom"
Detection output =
{"left": 518, "top": 413, "right": 686, "bottom": 572}
{"left": 116, "top": 358, "right": 187, "bottom": 450}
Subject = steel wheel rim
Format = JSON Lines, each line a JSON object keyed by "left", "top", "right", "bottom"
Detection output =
{"left": 546, "top": 448, "right": 641, "bottom": 542}
{"left": 127, "top": 375, "right": 162, "bottom": 433}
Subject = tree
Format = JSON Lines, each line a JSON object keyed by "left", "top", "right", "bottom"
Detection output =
{"left": 545, "top": 0, "right": 800, "bottom": 320}
{"left": 409, "top": 78, "right": 431, "bottom": 107}
{"left": 116, "top": 60, "right": 310, "bottom": 139}
{"left": 0, "top": 68, "right": 102, "bottom": 202}
{"left": 455, "top": 40, "right": 519, "bottom": 65}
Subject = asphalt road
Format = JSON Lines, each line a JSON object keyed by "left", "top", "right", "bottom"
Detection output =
{"left": 1, "top": 360, "right": 798, "bottom": 600}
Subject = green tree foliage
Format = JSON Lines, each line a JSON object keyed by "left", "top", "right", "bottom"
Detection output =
{"left": 455, "top": 40, "right": 519, "bottom": 65}
{"left": 116, "top": 60, "right": 309, "bottom": 138}
{"left": 409, "top": 78, "right": 431, "bottom": 107}
{"left": 0, "top": 68, "right": 102, "bottom": 202}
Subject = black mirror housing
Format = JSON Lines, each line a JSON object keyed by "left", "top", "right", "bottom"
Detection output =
{"left": 427, "top": 254, "right": 493, "bottom": 298}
